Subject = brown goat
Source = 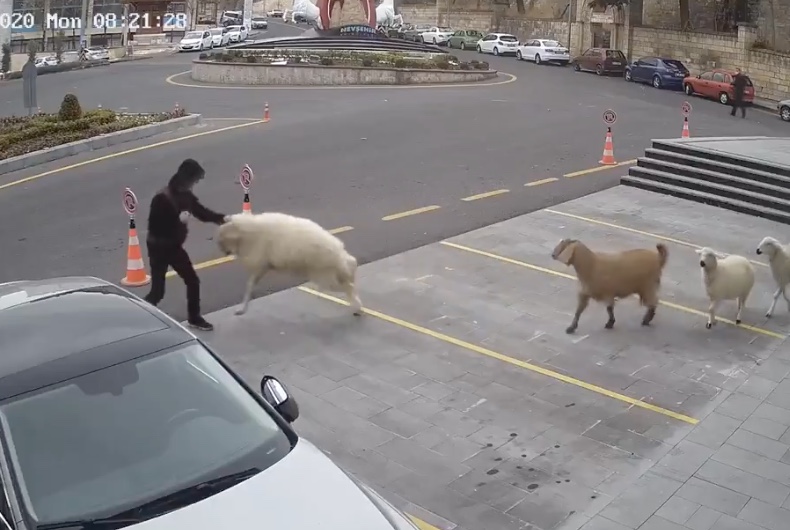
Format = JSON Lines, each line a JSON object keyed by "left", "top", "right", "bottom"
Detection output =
{"left": 551, "top": 238, "right": 669, "bottom": 334}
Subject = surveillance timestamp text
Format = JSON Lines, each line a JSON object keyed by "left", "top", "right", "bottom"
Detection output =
{"left": 0, "top": 12, "right": 188, "bottom": 31}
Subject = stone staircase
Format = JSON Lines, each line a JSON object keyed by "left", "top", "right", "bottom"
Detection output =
{"left": 621, "top": 138, "right": 790, "bottom": 225}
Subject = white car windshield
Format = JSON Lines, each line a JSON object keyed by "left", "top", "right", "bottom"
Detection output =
{"left": 498, "top": 35, "right": 518, "bottom": 42}
{"left": 228, "top": 26, "right": 241, "bottom": 31}
{"left": 542, "top": 40, "right": 562, "bottom": 47}
{"left": 185, "top": 31, "right": 203, "bottom": 39}
{"left": 0, "top": 342, "right": 291, "bottom": 526}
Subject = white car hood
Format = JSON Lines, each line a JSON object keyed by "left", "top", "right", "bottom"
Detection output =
{"left": 180, "top": 39, "right": 201, "bottom": 44}
{"left": 129, "top": 439, "right": 395, "bottom": 530}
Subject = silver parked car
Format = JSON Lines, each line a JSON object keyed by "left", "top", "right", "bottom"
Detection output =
{"left": 779, "top": 99, "right": 790, "bottom": 122}
{"left": 0, "top": 277, "right": 421, "bottom": 530}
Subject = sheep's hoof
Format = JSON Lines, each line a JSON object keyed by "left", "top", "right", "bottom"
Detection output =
{"left": 766, "top": 312, "right": 773, "bottom": 318}
{"left": 641, "top": 320, "right": 651, "bottom": 326}
{"left": 735, "top": 318, "right": 742, "bottom": 325}
{"left": 234, "top": 308, "right": 247, "bottom": 316}
{"left": 565, "top": 326, "right": 577, "bottom": 334}
{"left": 705, "top": 321, "right": 713, "bottom": 329}
{"left": 352, "top": 309, "right": 363, "bottom": 316}
{"left": 604, "top": 321, "right": 615, "bottom": 329}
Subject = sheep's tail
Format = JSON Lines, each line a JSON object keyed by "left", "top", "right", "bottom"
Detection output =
{"left": 344, "top": 253, "right": 358, "bottom": 279}
{"left": 656, "top": 243, "right": 669, "bottom": 269}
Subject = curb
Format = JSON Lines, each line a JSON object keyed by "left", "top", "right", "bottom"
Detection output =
{"left": 109, "top": 55, "right": 157, "bottom": 64}
{"left": 0, "top": 114, "right": 202, "bottom": 176}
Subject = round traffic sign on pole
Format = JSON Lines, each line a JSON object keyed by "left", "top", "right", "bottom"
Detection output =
{"left": 602, "top": 109, "right": 617, "bottom": 126}
{"left": 123, "top": 188, "right": 138, "bottom": 216}
{"left": 239, "top": 164, "right": 254, "bottom": 191}
{"left": 682, "top": 101, "right": 693, "bottom": 117}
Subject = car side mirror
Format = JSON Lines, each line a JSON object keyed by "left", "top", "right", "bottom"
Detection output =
{"left": 260, "top": 375, "right": 299, "bottom": 423}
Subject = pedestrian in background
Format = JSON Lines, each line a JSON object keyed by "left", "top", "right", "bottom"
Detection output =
{"left": 730, "top": 68, "right": 748, "bottom": 118}
{"left": 144, "top": 159, "right": 228, "bottom": 331}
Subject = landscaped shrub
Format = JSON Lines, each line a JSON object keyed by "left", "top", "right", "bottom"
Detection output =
{"left": 1, "top": 43, "right": 11, "bottom": 74}
{"left": 459, "top": 62, "right": 471, "bottom": 70}
{"left": 246, "top": 55, "right": 257, "bottom": 63}
{"left": 320, "top": 57, "right": 334, "bottom": 66}
{"left": 394, "top": 58, "right": 407, "bottom": 68}
{"left": 58, "top": 94, "right": 83, "bottom": 121}
{"left": 362, "top": 58, "right": 373, "bottom": 67}
{"left": 475, "top": 61, "right": 489, "bottom": 70}
{"left": 198, "top": 52, "right": 208, "bottom": 60}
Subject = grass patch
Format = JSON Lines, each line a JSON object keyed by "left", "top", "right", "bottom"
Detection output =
{"left": 0, "top": 107, "right": 188, "bottom": 161}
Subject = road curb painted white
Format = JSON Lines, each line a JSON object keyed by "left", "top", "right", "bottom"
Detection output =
{"left": 0, "top": 114, "right": 202, "bottom": 176}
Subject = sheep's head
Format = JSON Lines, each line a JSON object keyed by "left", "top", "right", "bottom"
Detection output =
{"left": 216, "top": 217, "right": 242, "bottom": 256}
{"left": 756, "top": 236, "right": 781, "bottom": 258}
{"left": 552, "top": 238, "right": 578, "bottom": 266}
{"left": 695, "top": 247, "right": 723, "bottom": 271}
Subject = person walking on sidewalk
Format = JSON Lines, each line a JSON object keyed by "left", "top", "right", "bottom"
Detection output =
{"left": 144, "top": 159, "right": 228, "bottom": 331}
{"left": 730, "top": 68, "right": 748, "bottom": 118}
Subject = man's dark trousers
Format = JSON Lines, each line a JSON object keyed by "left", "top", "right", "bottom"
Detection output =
{"left": 730, "top": 98, "right": 746, "bottom": 118}
{"left": 144, "top": 243, "right": 201, "bottom": 320}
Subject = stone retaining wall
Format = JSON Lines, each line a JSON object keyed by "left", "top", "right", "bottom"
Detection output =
{"left": 191, "top": 61, "right": 499, "bottom": 85}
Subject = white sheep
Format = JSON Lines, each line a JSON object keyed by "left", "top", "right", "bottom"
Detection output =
{"left": 551, "top": 238, "right": 669, "bottom": 334}
{"left": 756, "top": 236, "right": 790, "bottom": 318}
{"left": 696, "top": 247, "right": 755, "bottom": 328}
{"left": 216, "top": 212, "right": 363, "bottom": 316}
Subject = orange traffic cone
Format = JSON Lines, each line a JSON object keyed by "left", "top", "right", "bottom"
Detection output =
{"left": 263, "top": 102, "right": 270, "bottom": 122}
{"left": 681, "top": 116, "right": 690, "bottom": 138}
{"left": 242, "top": 190, "right": 252, "bottom": 214}
{"left": 120, "top": 218, "right": 151, "bottom": 287}
{"left": 599, "top": 127, "right": 617, "bottom": 165}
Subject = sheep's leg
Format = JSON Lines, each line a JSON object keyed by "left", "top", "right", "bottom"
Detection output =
{"left": 604, "top": 302, "right": 616, "bottom": 329}
{"left": 344, "top": 282, "right": 363, "bottom": 316}
{"left": 706, "top": 300, "right": 719, "bottom": 329}
{"left": 766, "top": 287, "right": 783, "bottom": 318}
{"left": 641, "top": 290, "right": 658, "bottom": 326}
{"left": 566, "top": 293, "right": 590, "bottom": 334}
{"left": 782, "top": 286, "right": 790, "bottom": 313}
{"left": 235, "top": 269, "right": 267, "bottom": 316}
{"left": 736, "top": 296, "right": 746, "bottom": 325}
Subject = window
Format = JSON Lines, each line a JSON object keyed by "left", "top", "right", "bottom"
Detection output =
{"left": 700, "top": 71, "right": 714, "bottom": 80}
{"left": 498, "top": 35, "right": 518, "bottom": 42}
{"left": 584, "top": 48, "right": 598, "bottom": 56}
{"left": 661, "top": 59, "right": 685, "bottom": 70}
{"left": 641, "top": 57, "right": 658, "bottom": 66}
{"left": 484, "top": 34, "right": 495, "bottom": 41}
{"left": 712, "top": 72, "right": 726, "bottom": 82}
{"left": 605, "top": 49, "right": 626, "bottom": 60}
{"left": 541, "top": 40, "right": 562, "bottom": 48}
{"left": 0, "top": 343, "right": 291, "bottom": 526}
{"left": 0, "top": 478, "right": 12, "bottom": 530}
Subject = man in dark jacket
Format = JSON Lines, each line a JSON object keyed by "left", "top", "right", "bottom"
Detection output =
{"left": 144, "top": 159, "right": 227, "bottom": 331}
{"left": 731, "top": 68, "right": 748, "bottom": 118}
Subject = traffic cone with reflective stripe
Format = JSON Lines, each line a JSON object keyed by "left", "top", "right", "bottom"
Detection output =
{"left": 599, "top": 127, "right": 617, "bottom": 165}
{"left": 681, "top": 116, "right": 690, "bottom": 138}
{"left": 242, "top": 190, "right": 252, "bottom": 214}
{"left": 263, "top": 102, "right": 270, "bottom": 122}
{"left": 120, "top": 218, "right": 151, "bottom": 287}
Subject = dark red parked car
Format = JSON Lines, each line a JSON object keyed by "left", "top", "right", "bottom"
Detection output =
{"left": 683, "top": 69, "right": 755, "bottom": 105}
{"left": 571, "top": 48, "right": 627, "bottom": 75}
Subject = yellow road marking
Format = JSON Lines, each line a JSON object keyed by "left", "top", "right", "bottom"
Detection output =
{"left": 439, "top": 241, "right": 785, "bottom": 340}
{"left": 382, "top": 205, "right": 441, "bottom": 221}
{"left": 525, "top": 177, "right": 558, "bottom": 187}
{"left": 165, "top": 71, "right": 519, "bottom": 90}
{"left": 461, "top": 189, "right": 509, "bottom": 201}
{"left": 298, "top": 286, "right": 699, "bottom": 424}
{"left": 544, "top": 209, "right": 769, "bottom": 269}
{"left": 408, "top": 515, "right": 442, "bottom": 530}
{"left": 563, "top": 159, "right": 637, "bottom": 178}
{"left": 165, "top": 226, "right": 354, "bottom": 278}
{"left": 0, "top": 120, "right": 265, "bottom": 192}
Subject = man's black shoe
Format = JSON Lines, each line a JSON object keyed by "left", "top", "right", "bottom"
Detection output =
{"left": 187, "top": 316, "right": 214, "bottom": 331}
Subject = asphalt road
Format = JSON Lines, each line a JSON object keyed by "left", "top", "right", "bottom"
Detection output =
{"left": 1, "top": 26, "right": 789, "bottom": 321}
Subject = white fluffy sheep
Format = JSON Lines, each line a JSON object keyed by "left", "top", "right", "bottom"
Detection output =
{"left": 216, "top": 212, "right": 363, "bottom": 316}
{"left": 696, "top": 247, "right": 755, "bottom": 328}
{"left": 551, "top": 238, "right": 669, "bottom": 334}
{"left": 756, "top": 236, "right": 790, "bottom": 318}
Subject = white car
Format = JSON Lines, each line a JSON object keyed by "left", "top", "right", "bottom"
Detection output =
{"left": 34, "top": 55, "right": 58, "bottom": 67}
{"left": 209, "top": 27, "right": 230, "bottom": 47}
{"left": 779, "top": 100, "right": 790, "bottom": 122}
{"left": 85, "top": 46, "right": 110, "bottom": 60}
{"left": 226, "top": 25, "right": 249, "bottom": 43}
{"left": 251, "top": 16, "right": 268, "bottom": 29}
{"left": 516, "top": 38, "right": 570, "bottom": 65}
{"left": 268, "top": 9, "right": 284, "bottom": 17}
{"left": 420, "top": 26, "right": 453, "bottom": 45}
{"left": 476, "top": 33, "right": 519, "bottom": 56}
{"left": 178, "top": 30, "right": 213, "bottom": 52}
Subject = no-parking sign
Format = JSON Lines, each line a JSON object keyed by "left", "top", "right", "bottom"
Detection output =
{"left": 240, "top": 165, "right": 254, "bottom": 191}
{"left": 123, "top": 188, "right": 138, "bottom": 216}
{"left": 602, "top": 109, "right": 617, "bottom": 126}
{"left": 682, "top": 101, "right": 693, "bottom": 116}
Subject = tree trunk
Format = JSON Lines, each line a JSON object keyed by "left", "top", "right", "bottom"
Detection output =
{"left": 43, "top": 0, "right": 51, "bottom": 50}
{"left": 679, "top": 0, "right": 689, "bottom": 29}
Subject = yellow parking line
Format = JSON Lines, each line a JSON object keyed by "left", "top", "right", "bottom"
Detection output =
{"left": 563, "top": 159, "right": 637, "bottom": 178}
{"left": 525, "top": 178, "right": 558, "bottom": 187}
{"left": 298, "top": 285, "right": 699, "bottom": 425}
{"left": 0, "top": 120, "right": 266, "bottom": 192}
{"left": 408, "top": 515, "right": 442, "bottom": 530}
{"left": 382, "top": 205, "right": 441, "bottom": 221}
{"left": 165, "top": 226, "right": 354, "bottom": 278}
{"left": 439, "top": 241, "right": 785, "bottom": 340}
{"left": 544, "top": 209, "right": 768, "bottom": 269}
{"left": 461, "top": 189, "right": 510, "bottom": 201}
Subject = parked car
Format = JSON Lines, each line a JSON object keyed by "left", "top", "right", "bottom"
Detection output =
{"left": 178, "top": 30, "right": 213, "bottom": 51}
{"left": 267, "top": 9, "right": 284, "bottom": 17}
{"left": 220, "top": 10, "right": 243, "bottom": 25}
{"left": 225, "top": 25, "right": 249, "bottom": 43}
{"left": 394, "top": 23, "right": 414, "bottom": 39}
{"left": 251, "top": 16, "right": 268, "bottom": 29}
{"left": 403, "top": 24, "right": 432, "bottom": 42}
{"left": 779, "top": 99, "right": 790, "bottom": 122}
{"left": 516, "top": 38, "right": 569, "bottom": 65}
{"left": 0, "top": 276, "right": 422, "bottom": 530}
{"left": 419, "top": 26, "right": 454, "bottom": 45}
{"left": 476, "top": 33, "right": 519, "bottom": 56}
{"left": 84, "top": 46, "right": 110, "bottom": 61}
{"left": 571, "top": 47, "right": 627, "bottom": 75}
{"left": 209, "top": 27, "right": 230, "bottom": 47}
{"left": 624, "top": 56, "right": 689, "bottom": 89}
{"left": 683, "top": 69, "right": 755, "bottom": 105}
{"left": 447, "top": 29, "right": 483, "bottom": 50}
{"left": 34, "top": 55, "right": 58, "bottom": 67}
